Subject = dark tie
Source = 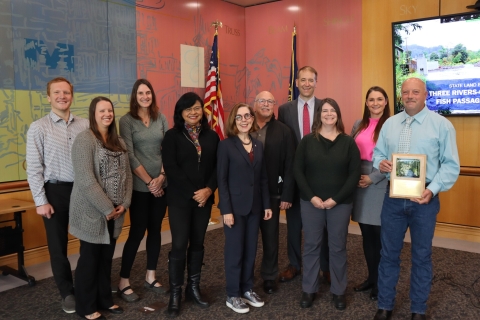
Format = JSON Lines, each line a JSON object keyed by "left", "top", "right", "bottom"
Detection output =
{"left": 303, "top": 102, "right": 310, "bottom": 137}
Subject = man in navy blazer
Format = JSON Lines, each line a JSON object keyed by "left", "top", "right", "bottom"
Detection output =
{"left": 252, "top": 91, "right": 296, "bottom": 294}
{"left": 277, "top": 66, "right": 330, "bottom": 284}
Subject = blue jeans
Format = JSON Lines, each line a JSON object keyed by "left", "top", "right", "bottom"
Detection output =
{"left": 377, "top": 190, "right": 440, "bottom": 314}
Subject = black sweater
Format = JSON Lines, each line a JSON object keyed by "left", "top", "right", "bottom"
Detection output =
{"left": 162, "top": 127, "right": 220, "bottom": 207}
{"left": 293, "top": 133, "right": 361, "bottom": 204}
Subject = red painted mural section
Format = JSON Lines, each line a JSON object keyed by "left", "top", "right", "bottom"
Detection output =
{"left": 245, "top": 0, "right": 363, "bottom": 132}
{"left": 135, "top": 0, "right": 246, "bottom": 125}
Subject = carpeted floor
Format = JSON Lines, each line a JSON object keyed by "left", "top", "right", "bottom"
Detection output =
{"left": 1, "top": 224, "right": 480, "bottom": 319}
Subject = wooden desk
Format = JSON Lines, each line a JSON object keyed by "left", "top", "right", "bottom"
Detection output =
{"left": 0, "top": 199, "right": 36, "bottom": 286}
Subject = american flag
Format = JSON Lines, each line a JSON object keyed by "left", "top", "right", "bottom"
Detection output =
{"left": 204, "top": 31, "right": 225, "bottom": 140}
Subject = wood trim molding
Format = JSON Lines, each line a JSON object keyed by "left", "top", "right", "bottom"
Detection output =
{"left": 0, "top": 181, "right": 29, "bottom": 193}
{"left": 460, "top": 167, "right": 480, "bottom": 176}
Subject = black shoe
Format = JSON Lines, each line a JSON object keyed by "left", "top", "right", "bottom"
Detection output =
{"left": 332, "top": 294, "right": 346, "bottom": 310}
{"left": 411, "top": 313, "right": 426, "bottom": 320}
{"left": 300, "top": 292, "right": 316, "bottom": 308}
{"left": 168, "top": 252, "right": 186, "bottom": 318}
{"left": 370, "top": 286, "right": 378, "bottom": 301}
{"left": 263, "top": 280, "right": 277, "bottom": 294}
{"left": 354, "top": 280, "right": 374, "bottom": 292}
{"left": 374, "top": 309, "right": 392, "bottom": 320}
{"left": 185, "top": 250, "right": 209, "bottom": 308}
{"left": 108, "top": 306, "right": 124, "bottom": 314}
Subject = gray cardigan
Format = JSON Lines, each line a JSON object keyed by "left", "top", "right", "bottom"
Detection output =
{"left": 69, "top": 130, "right": 133, "bottom": 244}
{"left": 350, "top": 120, "right": 387, "bottom": 226}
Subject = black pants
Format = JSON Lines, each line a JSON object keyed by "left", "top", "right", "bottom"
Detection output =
{"left": 168, "top": 204, "right": 211, "bottom": 259}
{"left": 75, "top": 221, "right": 116, "bottom": 317}
{"left": 260, "top": 198, "right": 280, "bottom": 280}
{"left": 224, "top": 210, "right": 261, "bottom": 297}
{"left": 285, "top": 199, "right": 302, "bottom": 270}
{"left": 359, "top": 222, "right": 381, "bottom": 285}
{"left": 43, "top": 183, "right": 74, "bottom": 298}
{"left": 120, "top": 190, "right": 167, "bottom": 278}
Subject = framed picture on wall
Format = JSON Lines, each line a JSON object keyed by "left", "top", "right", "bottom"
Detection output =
{"left": 390, "top": 153, "right": 427, "bottom": 199}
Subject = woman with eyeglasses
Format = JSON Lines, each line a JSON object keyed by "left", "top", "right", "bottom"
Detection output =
{"left": 161, "top": 92, "right": 220, "bottom": 317}
{"left": 217, "top": 103, "right": 272, "bottom": 314}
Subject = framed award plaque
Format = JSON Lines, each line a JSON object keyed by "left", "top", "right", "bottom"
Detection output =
{"left": 390, "top": 154, "right": 427, "bottom": 199}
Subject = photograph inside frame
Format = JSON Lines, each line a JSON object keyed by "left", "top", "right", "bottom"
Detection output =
{"left": 390, "top": 153, "right": 427, "bottom": 198}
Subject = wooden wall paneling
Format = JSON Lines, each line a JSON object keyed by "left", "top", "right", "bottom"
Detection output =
{"left": 361, "top": 0, "right": 439, "bottom": 114}
{"left": 450, "top": 116, "right": 480, "bottom": 168}
{"left": 440, "top": 0, "right": 477, "bottom": 15}
{"left": 438, "top": 175, "right": 480, "bottom": 227}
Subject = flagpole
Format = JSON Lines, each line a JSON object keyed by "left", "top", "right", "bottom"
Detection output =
{"left": 207, "top": 20, "right": 223, "bottom": 226}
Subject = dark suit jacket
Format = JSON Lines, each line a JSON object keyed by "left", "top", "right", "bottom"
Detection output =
{"left": 162, "top": 127, "right": 219, "bottom": 207}
{"left": 262, "top": 117, "right": 295, "bottom": 203}
{"left": 217, "top": 135, "right": 270, "bottom": 216}
{"left": 277, "top": 97, "right": 322, "bottom": 146}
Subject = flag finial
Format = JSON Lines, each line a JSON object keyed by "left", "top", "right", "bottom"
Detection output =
{"left": 211, "top": 20, "right": 223, "bottom": 32}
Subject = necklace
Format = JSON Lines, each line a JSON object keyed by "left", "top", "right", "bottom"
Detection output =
{"left": 241, "top": 136, "right": 252, "bottom": 145}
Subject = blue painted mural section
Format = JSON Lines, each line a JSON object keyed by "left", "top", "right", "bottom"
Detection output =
{"left": 9, "top": 0, "right": 136, "bottom": 94}
{"left": 24, "top": 39, "right": 74, "bottom": 72}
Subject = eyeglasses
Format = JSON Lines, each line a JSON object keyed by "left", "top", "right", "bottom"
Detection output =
{"left": 255, "top": 99, "right": 275, "bottom": 105}
{"left": 184, "top": 106, "right": 203, "bottom": 114}
{"left": 235, "top": 113, "right": 254, "bottom": 121}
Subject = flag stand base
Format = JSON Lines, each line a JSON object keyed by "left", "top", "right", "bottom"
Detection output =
{"left": 208, "top": 218, "right": 219, "bottom": 225}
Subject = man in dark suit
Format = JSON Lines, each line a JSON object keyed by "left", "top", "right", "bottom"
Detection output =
{"left": 251, "top": 91, "right": 296, "bottom": 294}
{"left": 277, "top": 66, "right": 330, "bottom": 283}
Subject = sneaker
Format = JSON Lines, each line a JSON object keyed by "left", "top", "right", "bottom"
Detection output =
{"left": 226, "top": 296, "right": 250, "bottom": 314}
{"left": 62, "top": 294, "right": 76, "bottom": 313}
{"left": 243, "top": 290, "right": 264, "bottom": 307}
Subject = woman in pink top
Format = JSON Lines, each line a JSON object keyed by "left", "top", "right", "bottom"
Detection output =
{"left": 350, "top": 86, "right": 390, "bottom": 301}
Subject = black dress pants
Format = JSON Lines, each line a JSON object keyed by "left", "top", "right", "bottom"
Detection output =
{"left": 120, "top": 190, "right": 167, "bottom": 278}
{"left": 75, "top": 221, "right": 116, "bottom": 317}
{"left": 224, "top": 210, "right": 261, "bottom": 297}
{"left": 285, "top": 199, "right": 302, "bottom": 270}
{"left": 168, "top": 204, "right": 211, "bottom": 259}
{"left": 260, "top": 197, "right": 280, "bottom": 280}
{"left": 43, "top": 183, "right": 74, "bottom": 298}
{"left": 359, "top": 222, "right": 382, "bottom": 285}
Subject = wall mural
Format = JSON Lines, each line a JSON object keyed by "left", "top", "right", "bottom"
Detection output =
{"left": 0, "top": 0, "right": 247, "bottom": 184}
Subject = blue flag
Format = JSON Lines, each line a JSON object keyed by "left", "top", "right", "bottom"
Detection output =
{"left": 288, "top": 28, "right": 299, "bottom": 102}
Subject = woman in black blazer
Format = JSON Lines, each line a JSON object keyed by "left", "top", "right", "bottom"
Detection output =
{"left": 162, "top": 92, "right": 219, "bottom": 317}
{"left": 217, "top": 103, "right": 272, "bottom": 314}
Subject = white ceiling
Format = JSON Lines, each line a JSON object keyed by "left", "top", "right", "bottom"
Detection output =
{"left": 222, "top": 0, "right": 280, "bottom": 8}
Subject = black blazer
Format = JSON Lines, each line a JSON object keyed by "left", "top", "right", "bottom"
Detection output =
{"left": 162, "top": 127, "right": 219, "bottom": 207}
{"left": 217, "top": 135, "right": 270, "bottom": 216}
{"left": 278, "top": 97, "right": 322, "bottom": 146}
{"left": 262, "top": 117, "right": 295, "bottom": 203}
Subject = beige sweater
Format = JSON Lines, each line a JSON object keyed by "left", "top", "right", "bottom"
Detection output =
{"left": 69, "top": 130, "right": 133, "bottom": 244}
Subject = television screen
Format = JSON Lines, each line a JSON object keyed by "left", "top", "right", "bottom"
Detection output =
{"left": 392, "top": 12, "right": 480, "bottom": 115}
